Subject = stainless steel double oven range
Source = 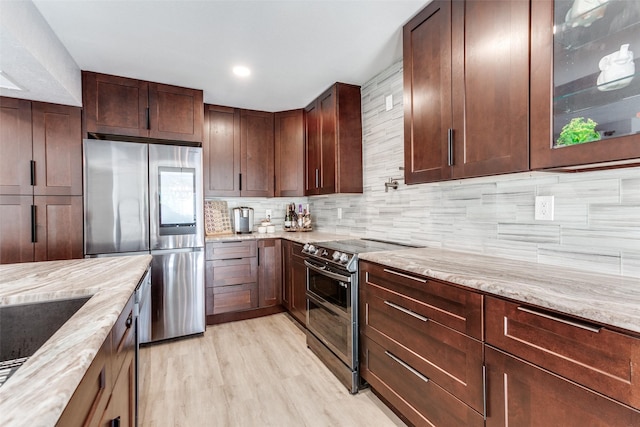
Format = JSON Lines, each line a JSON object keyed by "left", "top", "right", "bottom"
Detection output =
{"left": 303, "top": 239, "right": 415, "bottom": 394}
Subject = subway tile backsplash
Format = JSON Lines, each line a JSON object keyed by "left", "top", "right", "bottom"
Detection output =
{"left": 210, "top": 59, "right": 640, "bottom": 278}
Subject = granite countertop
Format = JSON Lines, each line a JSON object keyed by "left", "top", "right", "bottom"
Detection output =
{"left": 359, "top": 247, "right": 640, "bottom": 335}
{"left": 0, "top": 255, "right": 152, "bottom": 427}
{"left": 205, "top": 230, "right": 350, "bottom": 245}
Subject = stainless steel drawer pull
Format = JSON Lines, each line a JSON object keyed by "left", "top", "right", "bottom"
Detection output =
{"left": 383, "top": 269, "right": 427, "bottom": 283}
{"left": 517, "top": 306, "right": 602, "bottom": 333}
{"left": 385, "top": 351, "right": 430, "bottom": 384}
{"left": 384, "top": 300, "right": 429, "bottom": 322}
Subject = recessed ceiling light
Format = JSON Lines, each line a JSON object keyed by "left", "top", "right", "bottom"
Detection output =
{"left": 232, "top": 66, "right": 251, "bottom": 77}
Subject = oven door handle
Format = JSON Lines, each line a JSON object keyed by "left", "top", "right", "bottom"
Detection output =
{"left": 304, "top": 260, "right": 352, "bottom": 283}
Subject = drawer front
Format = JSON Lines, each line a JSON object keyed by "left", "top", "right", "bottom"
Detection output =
{"left": 486, "top": 346, "right": 640, "bottom": 427}
{"left": 207, "top": 258, "right": 258, "bottom": 287}
{"left": 112, "top": 294, "right": 135, "bottom": 380}
{"left": 213, "top": 283, "right": 258, "bottom": 314}
{"left": 206, "top": 240, "right": 256, "bottom": 260}
{"left": 361, "top": 337, "right": 484, "bottom": 427}
{"left": 486, "top": 296, "right": 640, "bottom": 410}
{"left": 361, "top": 281, "right": 484, "bottom": 412}
{"left": 360, "top": 261, "right": 483, "bottom": 339}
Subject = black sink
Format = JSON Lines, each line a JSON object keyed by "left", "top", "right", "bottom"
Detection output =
{"left": 0, "top": 297, "right": 91, "bottom": 362}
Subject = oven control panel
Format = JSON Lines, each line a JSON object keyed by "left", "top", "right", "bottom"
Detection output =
{"left": 303, "top": 243, "right": 354, "bottom": 270}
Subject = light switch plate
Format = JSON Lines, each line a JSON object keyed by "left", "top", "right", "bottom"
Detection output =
{"left": 385, "top": 94, "right": 393, "bottom": 111}
{"left": 535, "top": 196, "right": 554, "bottom": 221}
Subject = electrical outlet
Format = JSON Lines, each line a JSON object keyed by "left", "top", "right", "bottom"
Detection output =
{"left": 337, "top": 207, "right": 343, "bottom": 220}
{"left": 385, "top": 94, "right": 393, "bottom": 111}
{"left": 265, "top": 209, "right": 272, "bottom": 219}
{"left": 535, "top": 196, "right": 554, "bottom": 221}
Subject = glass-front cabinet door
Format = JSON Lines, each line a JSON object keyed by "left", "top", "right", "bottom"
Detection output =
{"left": 531, "top": 0, "right": 640, "bottom": 169}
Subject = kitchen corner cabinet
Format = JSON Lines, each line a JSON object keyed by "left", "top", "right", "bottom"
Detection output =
{"left": 530, "top": 0, "right": 640, "bottom": 170}
{"left": 0, "top": 97, "right": 82, "bottom": 264}
{"left": 403, "top": 0, "right": 529, "bottom": 184}
{"left": 274, "top": 109, "right": 305, "bottom": 197}
{"left": 258, "top": 238, "right": 282, "bottom": 307}
{"left": 82, "top": 71, "right": 204, "bottom": 143}
{"left": 203, "top": 105, "right": 274, "bottom": 198}
{"left": 305, "top": 83, "right": 363, "bottom": 195}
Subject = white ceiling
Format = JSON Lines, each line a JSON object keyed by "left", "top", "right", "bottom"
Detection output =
{"left": 30, "top": 0, "right": 428, "bottom": 112}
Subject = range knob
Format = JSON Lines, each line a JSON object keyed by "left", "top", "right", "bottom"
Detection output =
{"left": 339, "top": 253, "right": 350, "bottom": 264}
{"left": 321, "top": 249, "right": 329, "bottom": 257}
{"left": 302, "top": 243, "right": 310, "bottom": 253}
{"left": 308, "top": 245, "right": 317, "bottom": 254}
{"left": 332, "top": 251, "right": 341, "bottom": 261}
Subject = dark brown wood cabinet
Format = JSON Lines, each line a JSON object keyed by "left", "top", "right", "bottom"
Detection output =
{"left": 359, "top": 261, "right": 485, "bottom": 425}
{"left": 0, "top": 97, "right": 82, "bottom": 264}
{"left": 274, "top": 109, "right": 305, "bottom": 197}
{"left": 58, "top": 292, "right": 137, "bottom": 427}
{"left": 529, "top": 0, "right": 640, "bottom": 170}
{"left": 485, "top": 346, "right": 640, "bottom": 427}
{"left": 205, "top": 239, "right": 284, "bottom": 323}
{"left": 83, "top": 71, "right": 203, "bottom": 143}
{"left": 485, "top": 296, "right": 640, "bottom": 411}
{"left": 258, "top": 238, "right": 282, "bottom": 307}
{"left": 203, "top": 105, "right": 274, "bottom": 197}
{"left": 305, "top": 83, "right": 362, "bottom": 195}
{"left": 403, "top": 0, "right": 529, "bottom": 184}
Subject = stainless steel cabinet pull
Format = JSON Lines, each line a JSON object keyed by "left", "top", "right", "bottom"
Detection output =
{"left": 385, "top": 351, "right": 429, "bottom": 384}
{"left": 447, "top": 128, "right": 454, "bottom": 166}
{"left": 315, "top": 168, "right": 319, "bottom": 188}
{"left": 383, "top": 268, "right": 427, "bottom": 283}
{"left": 145, "top": 107, "right": 150, "bottom": 129}
{"left": 517, "top": 306, "right": 602, "bottom": 333}
{"left": 111, "top": 416, "right": 121, "bottom": 427}
{"left": 239, "top": 173, "right": 242, "bottom": 191}
{"left": 384, "top": 300, "right": 429, "bottom": 322}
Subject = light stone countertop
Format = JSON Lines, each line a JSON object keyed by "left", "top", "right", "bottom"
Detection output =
{"left": 0, "top": 255, "right": 152, "bottom": 427}
{"left": 205, "top": 230, "right": 350, "bottom": 245}
{"left": 359, "top": 247, "right": 640, "bottom": 335}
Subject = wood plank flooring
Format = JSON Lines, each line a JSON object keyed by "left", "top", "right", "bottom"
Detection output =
{"left": 139, "top": 313, "right": 406, "bottom": 426}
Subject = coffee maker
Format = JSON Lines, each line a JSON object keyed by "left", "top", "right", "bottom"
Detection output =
{"left": 233, "top": 207, "right": 254, "bottom": 234}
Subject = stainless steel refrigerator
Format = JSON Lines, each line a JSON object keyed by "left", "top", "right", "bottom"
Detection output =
{"left": 83, "top": 139, "right": 205, "bottom": 343}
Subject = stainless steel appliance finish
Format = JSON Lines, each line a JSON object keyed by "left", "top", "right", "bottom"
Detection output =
{"left": 303, "top": 238, "right": 417, "bottom": 394}
{"left": 233, "top": 206, "right": 254, "bottom": 233}
{"left": 83, "top": 139, "right": 205, "bottom": 344}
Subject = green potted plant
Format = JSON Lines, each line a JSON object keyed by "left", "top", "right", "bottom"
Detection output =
{"left": 556, "top": 117, "right": 601, "bottom": 146}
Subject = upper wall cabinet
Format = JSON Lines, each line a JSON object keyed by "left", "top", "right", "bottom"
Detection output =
{"left": 305, "top": 83, "right": 363, "bottom": 195}
{"left": 203, "top": 105, "right": 274, "bottom": 198}
{"left": 403, "top": 0, "right": 530, "bottom": 184}
{"left": 275, "top": 109, "right": 305, "bottom": 197}
{"left": 530, "top": 0, "right": 640, "bottom": 169}
{"left": 82, "top": 71, "right": 204, "bottom": 144}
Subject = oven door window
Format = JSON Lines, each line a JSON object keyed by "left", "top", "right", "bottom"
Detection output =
{"left": 307, "top": 267, "right": 350, "bottom": 312}
{"left": 307, "top": 295, "right": 352, "bottom": 367}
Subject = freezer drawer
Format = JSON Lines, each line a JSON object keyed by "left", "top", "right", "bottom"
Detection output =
{"left": 147, "top": 248, "right": 205, "bottom": 343}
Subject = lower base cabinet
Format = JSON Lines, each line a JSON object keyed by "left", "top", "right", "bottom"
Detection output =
{"left": 485, "top": 346, "right": 640, "bottom": 427}
{"left": 361, "top": 338, "right": 484, "bottom": 427}
{"left": 57, "top": 293, "right": 136, "bottom": 427}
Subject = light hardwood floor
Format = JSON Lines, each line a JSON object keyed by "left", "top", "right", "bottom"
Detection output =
{"left": 139, "top": 313, "right": 406, "bottom": 427}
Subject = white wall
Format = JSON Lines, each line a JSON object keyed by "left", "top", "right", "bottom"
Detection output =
{"left": 309, "top": 60, "right": 640, "bottom": 278}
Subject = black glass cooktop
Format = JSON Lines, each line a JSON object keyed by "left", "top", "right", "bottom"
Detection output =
{"left": 315, "top": 238, "right": 418, "bottom": 255}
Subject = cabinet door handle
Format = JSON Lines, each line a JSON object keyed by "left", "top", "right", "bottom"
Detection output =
{"left": 384, "top": 300, "right": 429, "bottom": 322}
{"left": 111, "top": 416, "right": 121, "bottom": 427}
{"left": 239, "top": 173, "right": 242, "bottom": 191}
{"left": 516, "top": 306, "right": 602, "bottom": 333}
{"left": 382, "top": 268, "right": 427, "bottom": 283}
{"left": 385, "top": 351, "right": 430, "bottom": 384}
{"left": 145, "top": 107, "right": 150, "bottom": 129}
{"left": 315, "top": 168, "right": 319, "bottom": 188}
{"left": 447, "top": 128, "right": 454, "bottom": 166}
{"left": 30, "top": 160, "right": 36, "bottom": 186}
{"left": 31, "top": 205, "right": 37, "bottom": 243}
